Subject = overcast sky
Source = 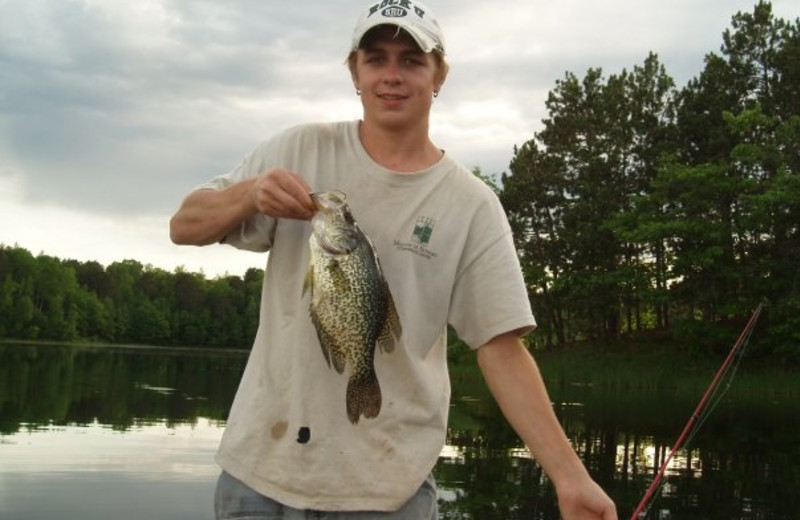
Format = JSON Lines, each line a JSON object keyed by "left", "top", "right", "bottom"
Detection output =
{"left": 1, "top": 0, "right": 795, "bottom": 277}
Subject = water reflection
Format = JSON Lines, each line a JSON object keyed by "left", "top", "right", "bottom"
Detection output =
{"left": 1, "top": 343, "right": 798, "bottom": 519}
{"left": 0, "top": 343, "right": 242, "bottom": 433}
{"left": 1, "top": 422, "right": 220, "bottom": 520}
{"left": 3, "top": 420, "right": 221, "bottom": 478}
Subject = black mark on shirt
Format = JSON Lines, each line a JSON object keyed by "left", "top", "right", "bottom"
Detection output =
{"left": 297, "top": 426, "right": 311, "bottom": 444}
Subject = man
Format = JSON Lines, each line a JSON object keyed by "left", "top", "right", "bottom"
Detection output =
{"left": 170, "top": 2, "right": 617, "bottom": 519}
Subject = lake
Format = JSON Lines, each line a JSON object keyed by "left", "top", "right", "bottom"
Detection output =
{"left": 0, "top": 342, "right": 797, "bottom": 519}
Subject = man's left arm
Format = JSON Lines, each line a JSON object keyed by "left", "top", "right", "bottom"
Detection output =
{"left": 476, "top": 332, "right": 618, "bottom": 520}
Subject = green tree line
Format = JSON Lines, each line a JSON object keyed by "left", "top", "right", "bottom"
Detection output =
{"left": 0, "top": 246, "right": 262, "bottom": 349}
{"left": 500, "top": 1, "right": 799, "bottom": 359}
{"left": 1, "top": 2, "right": 797, "bottom": 359}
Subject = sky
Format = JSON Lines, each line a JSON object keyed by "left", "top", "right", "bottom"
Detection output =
{"left": 1, "top": 0, "right": 796, "bottom": 278}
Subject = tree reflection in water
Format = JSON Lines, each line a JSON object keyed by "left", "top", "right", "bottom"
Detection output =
{"left": 0, "top": 343, "right": 797, "bottom": 519}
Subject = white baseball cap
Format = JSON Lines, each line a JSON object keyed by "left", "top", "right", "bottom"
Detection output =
{"left": 351, "top": 0, "right": 445, "bottom": 54}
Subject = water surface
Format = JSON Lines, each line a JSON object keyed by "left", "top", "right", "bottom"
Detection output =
{"left": 1, "top": 342, "right": 797, "bottom": 519}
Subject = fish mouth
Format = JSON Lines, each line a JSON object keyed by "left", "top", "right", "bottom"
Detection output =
{"left": 309, "top": 189, "right": 358, "bottom": 254}
{"left": 310, "top": 190, "right": 347, "bottom": 211}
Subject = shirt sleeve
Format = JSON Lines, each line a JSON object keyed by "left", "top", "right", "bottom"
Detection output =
{"left": 447, "top": 197, "right": 536, "bottom": 349}
{"left": 194, "top": 140, "right": 279, "bottom": 253}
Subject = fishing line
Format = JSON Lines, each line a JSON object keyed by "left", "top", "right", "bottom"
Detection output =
{"left": 640, "top": 360, "right": 747, "bottom": 520}
{"left": 629, "top": 303, "right": 763, "bottom": 520}
{"left": 637, "top": 315, "right": 758, "bottom": 518}
{"left": 682, "top": 316, "right": 755, "bottom": 446}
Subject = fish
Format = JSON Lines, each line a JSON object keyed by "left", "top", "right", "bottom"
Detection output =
{"left": 303, "top": 190, "right": 402, "bottom": 424}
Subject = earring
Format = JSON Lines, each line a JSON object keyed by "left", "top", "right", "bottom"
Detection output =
{"left": 433, "top": 90, "right": 439, "bottom": 98}
{"left": 356, "top": 88, "right": 361, "bottom": 96}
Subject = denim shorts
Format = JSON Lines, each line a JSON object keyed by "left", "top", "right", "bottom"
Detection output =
{"left": 214, "top": 470, "right": 438, "bottom": 520}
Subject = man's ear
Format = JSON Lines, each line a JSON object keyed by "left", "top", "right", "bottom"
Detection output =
{"left": 346, "top": 51, "right": 359, "bottom": 89}
{"left": 434, "top": 65, "right": 449, "bottom": 91}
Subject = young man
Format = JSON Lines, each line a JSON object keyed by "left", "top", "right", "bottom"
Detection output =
{"left": 170, "top": 2, "right": 617, "bottom": 519}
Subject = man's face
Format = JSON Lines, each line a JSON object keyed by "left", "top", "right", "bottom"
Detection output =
{"left": 353, "top": 26, "right": 441, "bottom": 131}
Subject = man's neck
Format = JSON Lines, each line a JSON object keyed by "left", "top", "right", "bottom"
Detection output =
{"left": 359, "top": 120, "right": 443, "bottom": 173}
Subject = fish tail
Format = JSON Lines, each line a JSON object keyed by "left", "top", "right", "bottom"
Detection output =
{"left": 346, "top": 369, "right": 382, "bottom": 424}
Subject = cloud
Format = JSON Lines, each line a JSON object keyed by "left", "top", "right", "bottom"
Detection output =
{"left": 0, "top": 0, "right": 356, "bottom": 216}
{"left": 0, "top": 0, "right": 796, "bottom": 275}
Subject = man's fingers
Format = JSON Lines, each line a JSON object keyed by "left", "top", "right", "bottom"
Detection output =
{"left": 252, "top": 169, "right": 315, "bottom": 219}
{"left": 281, "top": 173, "right": 315, "bottom": 215}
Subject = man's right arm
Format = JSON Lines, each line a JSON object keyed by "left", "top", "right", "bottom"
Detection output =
{"left": 170, "top": 178, "right": 257, "bottom": 246}
{"left": 169, "top": 169, "right": 315, "bottom": 246}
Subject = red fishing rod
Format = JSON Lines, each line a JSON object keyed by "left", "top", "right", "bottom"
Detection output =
{"left": 629, "top": 303, "right": 763, "bottom": 520}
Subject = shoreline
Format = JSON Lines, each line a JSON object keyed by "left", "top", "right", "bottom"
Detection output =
{"left": 0, "top": 338, "right": 250, "bottom": 356}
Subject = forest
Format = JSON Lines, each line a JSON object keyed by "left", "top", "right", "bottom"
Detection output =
{"left": 1, "top": 2, "right": 798, "bottom": 360}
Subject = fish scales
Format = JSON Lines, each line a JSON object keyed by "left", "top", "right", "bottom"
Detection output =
{"left": 303, "top": 190, "right": 402, "bottom": 424}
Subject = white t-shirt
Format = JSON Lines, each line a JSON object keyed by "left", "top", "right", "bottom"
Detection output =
{"left": 199, "top": 121, "right": 536, "bottom": 511}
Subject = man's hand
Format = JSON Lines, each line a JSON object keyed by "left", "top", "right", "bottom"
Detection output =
{"left": 170, "top": 169, "right": 315, "bottom": 246}
{"left": 556, "top": 476, "right": 618, "bottom": 520}
{"left": 250, "top": 169, "right": 315, "bottom": 220}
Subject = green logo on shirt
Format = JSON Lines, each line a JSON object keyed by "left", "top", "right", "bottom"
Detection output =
{"left": 412, "top": 217, "right": 435, "bottom": 245}
{"left": 394, "top": 216, "right": 438, "bottom": 259}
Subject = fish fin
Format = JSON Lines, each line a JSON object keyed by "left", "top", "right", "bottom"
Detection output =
{"left": 387, "top": 291, "right": 402, "bottom": 340}
{"left": 326, "top": 259, "right": 351, "bottom": 293}
{"left": 346, "top": 369, "right": 382, "bottom": 424}
{"left": 317, "top": 329, "right": 347, "bottom": 374}
{"left": 310, "top": 311, "right": 347, "bottom": 373}
{"left": 317, "top": 330, "right": 347, "bottom": 373}
{"left": 368, "top": 234, "right": 388, "bottom": 281}
{"left": 377, "top": 328, "right": 393, "bottom": 354}
{"left": 330, "top": 346, "right": 347, "bottom": 374}
{"left": 316, "top": 331, "right": 333, "bottom": 369}
{"left": 377, "top": 289, "right": 402, "bottom": 354}
{"left": 310, "top": 310, "right": 332, "bottom": 369}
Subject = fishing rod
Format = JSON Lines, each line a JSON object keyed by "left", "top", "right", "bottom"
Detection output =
{"left": 629, "top": 303, "right": 764, "bottom": 520}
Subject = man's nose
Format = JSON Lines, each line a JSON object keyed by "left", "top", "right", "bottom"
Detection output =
{"left": 382, "top": 60, "right": 403, "bottom": 84}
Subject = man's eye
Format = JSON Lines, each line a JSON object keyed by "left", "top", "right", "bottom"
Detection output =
{"left": 403, "top": 55, "right": 427, "bottom": 66}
